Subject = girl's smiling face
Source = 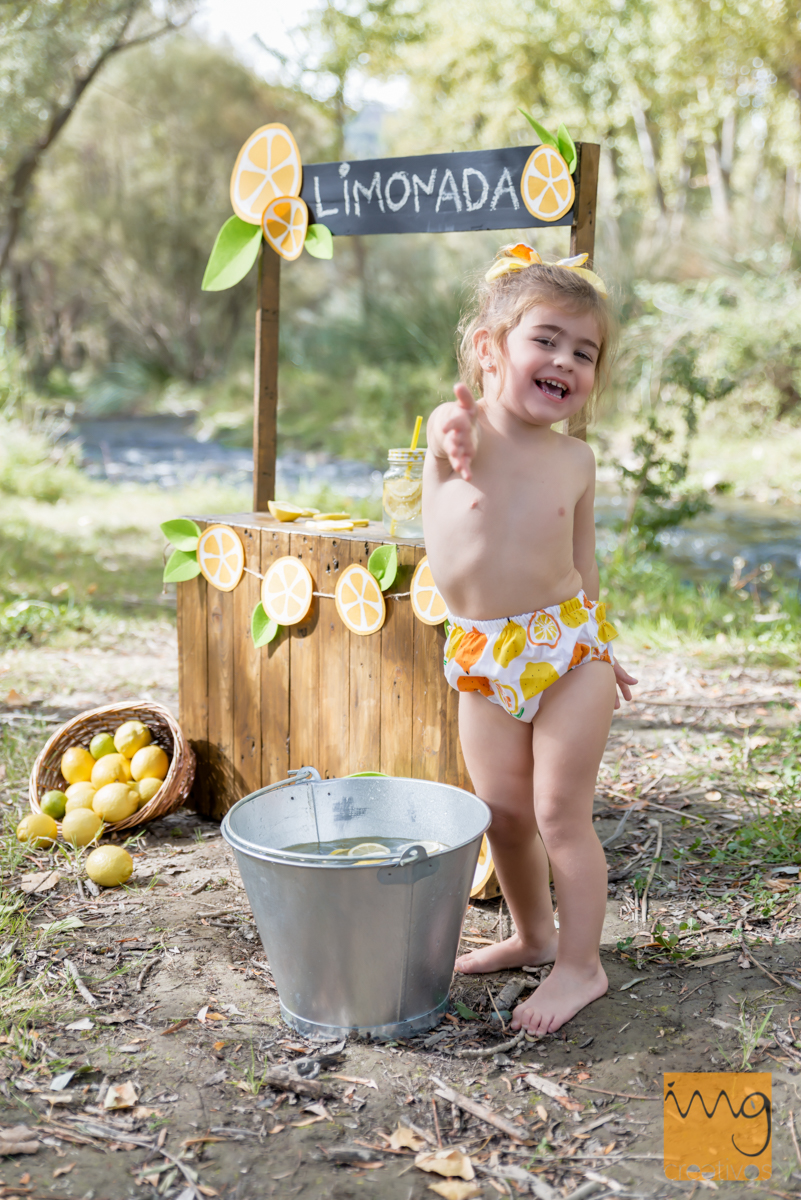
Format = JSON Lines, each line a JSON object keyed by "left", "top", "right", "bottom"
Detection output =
{"left": 483, "top": 304, "right": 601, "bottom": 426}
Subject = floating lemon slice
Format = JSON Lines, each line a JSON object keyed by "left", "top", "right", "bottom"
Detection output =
{"left": 410, "top": 556, "right": 447, "bottom": 625}
{"left": 268, "top": 500, "right": 317, "bottom": 521}
{"left": 383, "top": 477, "right": 422, "bottom": 521}
{"left": 520, "top": 144, "right": 575, "bottom": 222}
{"left": 230, "top": 123, "right": 302, "bottom": 225}
{"left": 335, "top": 564, "right": 386, "bottom": 636}
{"left": 261, "top": 556, "right": 314, "bottom": 625}
{"left": 471, "top": 835, "right": 500, "bottom": 899}
{"left": 348, "top": 843, "right": 390, "bottom": 857}
{"left": 262, "top": 195, "right": 309, "bottom": 261}
{"left": 197, "top": 524, "right": 245, "bottom": 592}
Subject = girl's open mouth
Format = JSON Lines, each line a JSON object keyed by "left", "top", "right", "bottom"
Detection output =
{"left": 536, "top": 378, "right": 570, "bottom": 400}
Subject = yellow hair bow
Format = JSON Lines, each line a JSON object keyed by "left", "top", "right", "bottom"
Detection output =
{"left": 485, "top": 242, "right": 608, "bottom": 297}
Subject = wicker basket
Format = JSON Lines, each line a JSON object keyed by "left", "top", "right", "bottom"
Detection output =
{"left": 29, "top": 702, "right": 196, "bottom": 833}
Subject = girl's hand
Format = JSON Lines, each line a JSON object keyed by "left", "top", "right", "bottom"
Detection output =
{"left": 441, "top": 384, "right": 480, "bottom": 480}
{"left": 612, "top": 660, "right": 638, "bottom": 710}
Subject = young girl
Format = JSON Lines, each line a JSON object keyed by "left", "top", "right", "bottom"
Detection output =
{"left": 423, "top": 243, "right": 637, "bottom": 1035}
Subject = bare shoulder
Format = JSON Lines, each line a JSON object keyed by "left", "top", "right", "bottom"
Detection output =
{"left": 553, "top": 430, "right": 596, "bottom": 472}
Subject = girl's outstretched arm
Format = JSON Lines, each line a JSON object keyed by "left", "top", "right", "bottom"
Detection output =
{"left": 426, "top": 384, "right": 480, "bottom": 481}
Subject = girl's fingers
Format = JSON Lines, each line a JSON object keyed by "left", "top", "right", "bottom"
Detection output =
{"left": 453, "top": 382, "right": 477, "bottom": 410}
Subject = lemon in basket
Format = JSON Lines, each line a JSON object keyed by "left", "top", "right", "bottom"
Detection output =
{"left": 89, "top": 732, "right": 116, "bottom": 760}
{"left": 86, "top": 845, "right": 133, "bottom": 888}
{"left": 17, "top": 812, "right": 58, "bottom": 848}
{"left": 65, "top": 782, "right": 96, "bottom": 811}
{"left": 130, "top": 745, "right": 169, "bottom": 782}
{"left": 93, "top": 782, "right": 138, "bottom": 823}
{"left": 114, "top": 721, "right": 151, "bottom": 759}
{"left": 40, "top": 790, "right": 68, "bottom": 820}
{"left": 136, "top": 778, "right": 162, "bottom": 807}
{"left": 62, "top": 808, "right": 103, "bottom": 847}
{"left": 61, "top": 746, "right": 95, "bottom": 785}
{"left": 91, "top": 753, "right": 132, "bottom": 789}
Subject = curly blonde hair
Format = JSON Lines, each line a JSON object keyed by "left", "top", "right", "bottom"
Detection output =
{"left": 457, "top": 261, "right": 616, "bottom": 429}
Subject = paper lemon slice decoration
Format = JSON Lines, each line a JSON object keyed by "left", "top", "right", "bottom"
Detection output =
{"left": 410, "top": 556, "right": 447, "bottom": 625}
{"left": 230, "top": 123, "right": 302, "bottom": 225}
{"left": 262, "top": 196, "right": 309, "bottom": 261}
{"left": 335, "top": 564, "right": 386, "bottom": 636}
{"left": 521, "top": 144, "right": 575, "bottom": 222}
{"left": 261, "top": 556, "right": 314, "bottom": 625}
{"left": 197, "top": 525, "right": 245, "bottom": 591}
{"left": 471, "top": 835, "right": 500, "bottom": 900}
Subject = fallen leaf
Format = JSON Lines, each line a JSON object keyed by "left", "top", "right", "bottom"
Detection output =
{"left": 427, "top": 1182, "right": 482, "bottom": 1200}
{"left": 290, "top": 1115, "right": 327, "bottom": 1127}
{"left": 415, "top": 1149, "right": 475, "bottom": 1181}
{"left": 53, "top": 1162, "right": 75, "bottom": 1178}
{"left": 196, "top": 1005, "right": 209, "bottom": 1023}
{"left": 96, "top": 1011, "right": 134, "bottom": 1025}
{"left": 602, "top": 1141, "right": 616, "bottom": 1154}
{"left": 64, "top": 1018, "right": 93, "bottom": 1032}
{"left": 738, "top": 953, "right": 752, "bottom": 969}
{"left": 388, "top": 1123, "right": 426, "bottom": 1151}
{"left": 49, "top": 1071, "right": 75, "bottom": 1092}
{"left": 160, "top": 1019, "right": 192, "bottom": 1036}
{"left": 303, "top": 1102, "right": 331, "bottom": 1120}
{"left": 20, "top": 1172, "right": 31, "bottom": 1183}
{"left": 575, "top": 1072, "right": 591, "bottom": 1082}
{"left": 20, "top": 871, "right": 60, "bottom": 894}
{"left": 198, "top": 1188, "right": 219, "bottom": 1197}
{"left": 5, "top": 689, "right": 28, "bottom": 707}
{"left": 535, "top": 1104, "right": 548, "bottom": 1122}
{"left": 213, "top": 1041, "right": 225, "bottom": 1051}
{"left": 704, "top": 790, "right": 722, "bottom": 801}
{"left": 332, "top": 1074, "right": 378, "bottom": 1090}
{"left": 619, "top": 976, "right": 648, "bottom": 991}
{"left": 132, "top": 1107, "right": 163, "bottom": 1120}
{"left": 104, "top": 1081, "right": 138, "bottom": 1110}
{"left": 268, "top": 1124, "right": 285, "bottom": 1135}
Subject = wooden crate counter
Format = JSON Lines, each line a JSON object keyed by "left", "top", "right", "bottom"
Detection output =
{"left": 176, "top": 514, "right": 470, "bottom": 819}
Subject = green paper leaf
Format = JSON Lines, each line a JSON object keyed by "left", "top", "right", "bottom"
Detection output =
{"left": 518, "top": 109, "right": 559, "bottom": 150}
{"left": 202, "top": 216, "right": 263, "bottom": 292}
{"left": 163, "top": 548, "right": 201, "bottom": 583}
{"left": 455, "top": 1000, "right": 482, "bottom": 1021}
{"left": 251, "top": 602, "right": 280, "bottom": 647}
{"left": 367, "top": 544, "right": 398, "bottom": 591}
{"left": 304, "top": 223, "right": 334, "bottom": 259}
{"left": 160, "top": 518, "right": 201, "bottom": 551}
{"left": 556, "top": 123, "right": 578, "bottom": 173}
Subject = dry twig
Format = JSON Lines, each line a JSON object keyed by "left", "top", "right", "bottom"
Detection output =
{"left": 431, "top": 1075, "right": 532, "bottom": 1143}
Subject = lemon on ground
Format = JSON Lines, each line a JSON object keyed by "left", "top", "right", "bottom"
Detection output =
{"left": 85, "top": 845, "right": 133, "bottom": 888}
{"left": 136, "top": 778, "right": 162, "bottom": 807}
{"left": 89, "top": 732, "right": 116, "bottom": 760}
{"left": 130, "top": 745, "right": 169, "bottom": 782}
{"left": 65, "top": 782, "right": 97, "bottom": 811}
{"left": 113, "top": 721, "right": 151, "bottom": 759}
{"left": 17, "top": 812, "right": 58, "bottom": 847}
{"left": 62, "top": 808, "right": 103, "bottom": 847}
{"left": 40, "top": 790, "right": 68, "bottom": 820}
{"left": 91, "top": 753, "right": 132, "bottom": 789}
{"left": 92, "top": 782, "right": 138, "bottom": 823}
{"left": 61, "top": 746, "right": 95, "bottom": 785}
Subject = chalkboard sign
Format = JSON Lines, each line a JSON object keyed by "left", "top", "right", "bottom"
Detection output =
{"left": 299, "top": 145, "right": 579, "bottom": 237}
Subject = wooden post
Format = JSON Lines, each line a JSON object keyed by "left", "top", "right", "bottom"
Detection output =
{"left": 252, "top": 245, "right": 280, "bottom": 512}
{"left": 567, "top": 141, "right": 601, "bottom": 441}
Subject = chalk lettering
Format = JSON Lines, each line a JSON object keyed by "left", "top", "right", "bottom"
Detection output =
{"left": 385, "top": 170, "right": 411, "bottom": 212}
{"left": 490, "top": 167, "right": 520, "bottom": 211}
{"left": 314, "top": 175, "right": 339, "bottom": 218}
{"left": 462, "top": 167, "right": 489, "bottom": 212}
{"left": 412, "top": 169, "right": 437, "bottom": 213}
{"left": 436, "top": 168, "right": 462, "bottom": 213}
{"left": 353, "top": 172, "right": 385, "bottom": 217}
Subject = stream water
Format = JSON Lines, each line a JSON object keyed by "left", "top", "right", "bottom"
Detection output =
{"left": 69, "top": 416, "right": 801, "bottom": 588}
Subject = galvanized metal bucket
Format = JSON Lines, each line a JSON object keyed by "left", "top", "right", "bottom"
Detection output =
{"left": 221, "top": 769, "right": 490, "bottom": 1039}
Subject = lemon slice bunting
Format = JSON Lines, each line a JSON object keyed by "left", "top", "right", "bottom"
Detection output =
{"left": 471, "top": 835, "right": 501, "bottom": 899}
{"left": 197, "top": 525, "right": 245, "bottom": 592}
{"left": 261, "top": 556, "right": 314, "bottom": 625}
{"left": 410, "top": 556, "right": 447, "bottom": 626}
{"left": 262, "top": 196, "right": 309, "bottom": 261}
{"left": 335, "top": 564, "right": 386, "bottom": 636}
{"left": 230, "top": 123, "right": 302, "bottom": 225}
{"left": 521, "top": 144, "right": 575, "bottom": 222}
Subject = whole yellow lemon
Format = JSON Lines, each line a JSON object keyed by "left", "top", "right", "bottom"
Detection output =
{"left": 61, "top": 746, "right": 95, "bottom": 785}
{"left": 92, "top": 782, "right": 138, "bottom": 823}
{"left": 91, "top": 753, "right": 132, "bottom": 789}
{"left": 136, "top": 778, "right": 162, "bottom": 807}
{"left": 114, "top": 720, "right": 152, "bottom": 759}
{"left": 89, "top": 732, "right": 116, "bottom": 759}
{"left": 65, "top": 782, "right": 97, "bottom": 811}
{"left": 17, "top": 812, "right": 58, "bottom": 847}
{"left": 85, "top": 846, "right": 133, "bottom": 888}
{"left": 130, "top": 745, "right": 169, "bottom": 782}
{"left": 61, "top": 808, "right": 103, "bottom": 847}
{"left": 40, "top": 790, "right": 68, "bottom": 820}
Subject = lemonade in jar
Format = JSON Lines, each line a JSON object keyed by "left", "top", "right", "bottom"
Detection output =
{"left": 382, "top": 448, "right": 425, "bottom": 538}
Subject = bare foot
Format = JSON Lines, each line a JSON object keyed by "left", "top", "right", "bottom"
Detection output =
{"left": 510, "top": 962, "right": 607, "bottom": 1034}
{"left": 454, "top": 931, "right": 558, "bottom": 975}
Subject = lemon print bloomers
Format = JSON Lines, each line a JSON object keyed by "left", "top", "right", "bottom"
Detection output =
{"left": 443, "top": 593, "right": 618, "bottom": 722}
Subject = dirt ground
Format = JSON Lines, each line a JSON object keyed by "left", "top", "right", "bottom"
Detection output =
{"left": 1, "top": 635, "right": 800, "bottom": 1200}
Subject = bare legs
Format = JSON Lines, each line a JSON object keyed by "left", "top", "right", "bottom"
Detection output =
{"left": 454, "top": 661, "right": 616, "bottom": 1033}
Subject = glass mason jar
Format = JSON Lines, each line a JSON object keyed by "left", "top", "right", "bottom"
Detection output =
{"left": 382, "top": 448, "right": 425, "bottom": 538}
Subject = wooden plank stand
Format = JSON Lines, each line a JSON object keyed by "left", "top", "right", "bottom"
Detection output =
{"left": 178, "top": 137, "right": 601, "bottom": 820}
